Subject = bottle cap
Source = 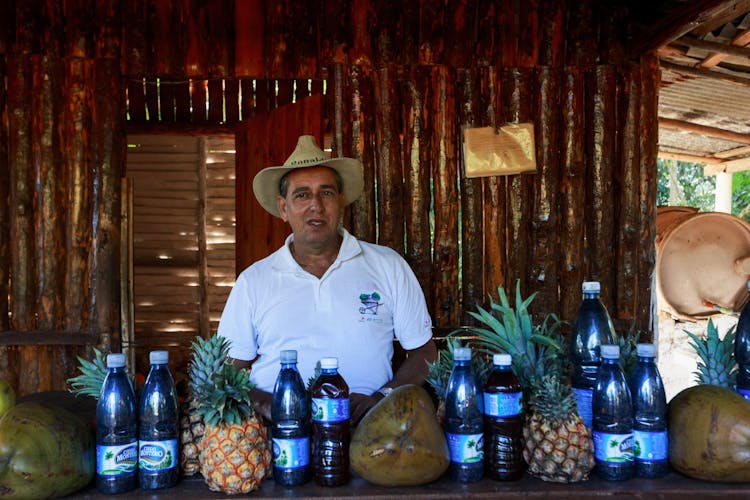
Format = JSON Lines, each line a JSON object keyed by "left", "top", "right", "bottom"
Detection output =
{"left": 107, "top": 353, "right": 126, "bottom": 368}
{"left": 149, "top": 350, "right": 169, "bottom": 364}
{"left": 636, "top": 343, "right": 656, "bottom": 357}
{"left": 453, "top": 347, "right": 471, "bottom": 361}
{"left": 601, "top": 344, "right": 619, "bottom": 359}
{"left": 493, "top": 353, "right": 512, "bottom": 366}
{"left": 280, "top": 350, "right": 297, "bottom": 363}
{"left": 582, "top": 281, "right": 601, "bottom": 293}
{"left": 320, "top": 357, "right": 338, "bottom": 369}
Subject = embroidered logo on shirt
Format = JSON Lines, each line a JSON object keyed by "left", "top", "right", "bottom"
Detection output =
{"left": 359, "top": 292, "right": 381, "bottom": 315}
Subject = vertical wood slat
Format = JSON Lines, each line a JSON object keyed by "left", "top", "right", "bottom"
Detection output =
{"left": 7, "top": 54, "right": 35, "bottom": 332}
{"left": 330, "top": 64, "right": 356, "bottom": 232}
{"left": 184, "top": 0, "right": 231, "bottom": 78}
{"left": 208, "top": 79, "right": 224, "bottom": 124}
{"left": 240, "top": 79, "right": 255, "bottom": 120}
{"left": 277, "top": 79, "right": 294, "bottom": 107}
{"left": 8, "top": 53, "right": 38, "bottom": 395}
{"left": 348, "top": 66, "right": 376, "bottom": 242}
{"left": 64, "top": 56, "right": 92, "bottom": 334}
{"left": 175, "top": 81, "right": 192, "bottom": 123}
{"left": 588, "top": 66, "right": 616, "bottom": 307}
{"left": 530, "top": 66, "right": 561, "bottom": 316}
{"left": 0, "top": 57, "right": 9, "bottom": 331}
{"left": 638, "top": 54, "right": 659, "bottom": 334}
{"left": 151, "top": 0, "right": 183, "bottom": 76}
{"left": 144, "top": 80, "right": 158, "bottom": 122}
{"left": 538, "top": 0, "right": 565, "bottom": 67}
{"left": 224, "top": 79, "right": 240, "bottom": 124}
{"left": 91, "top": 55, "right": 124, "bottom": 350}
{"left": 191, "top": 79, "right": 208, "bottom": 123}
{"left": 33, "top": 55, "right": 64, "bottom": 331}
{"left": 197, "top": 138, "right": 211, "bottom": 339}
{"left": 431, "top": 66, "right": 460, "bottom": 327}
{"left": 503, "top": 68, "right": 534, "bottom": 296}
{"left": 616, "top": 63, "right": 642, "bottom": 321}
{"left": 234, "top": 0, "right": 265, "bottom": 78}
{"left": 457, "top": 68, "right": 485, "bottom": 321}
{"left": 483, "top": 68, "right": 506, "bottom": 297}
{"left": 159, "top": 80, "right": 176, "bottom": 123}
{"left": 126, "top": 79, "right": 146, "bottom": 123}
{"left": 373, "top": 65, "right": 404, "bottom": 253}
{"left": 402, "top": 67, "right": 434, "bottom": 320}
{"left": 559, "top": 67, "right": 586, "bottom": 322}
{"left": 121, "top": 0, "right": 149, "bottom": 76}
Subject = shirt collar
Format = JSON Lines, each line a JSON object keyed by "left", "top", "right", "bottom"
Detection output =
{"left": 273, "top": 227, "right": 362, "bottom": 272}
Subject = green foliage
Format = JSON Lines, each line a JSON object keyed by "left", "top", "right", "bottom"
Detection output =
{"left": 684, "top": 318, "right": 737, "bottom": 388}
{"left": 657, "top": 159, "right": 715, "bottom": 210}
{"left": 425, "top": 338, "right": 491, "bottom": 402}
{"left": 68, "top": 348, "right": 109, "bottom": 399}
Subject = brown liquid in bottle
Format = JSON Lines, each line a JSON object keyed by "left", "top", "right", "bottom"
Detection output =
{"left": 310, "top": 357, "right": 350, "bottom": 486}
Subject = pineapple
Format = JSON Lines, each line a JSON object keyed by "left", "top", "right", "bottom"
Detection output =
{"left": 190, "top": 336, "right": 272, "bottom": 494}
{"left": 181, "top": 335, "right": 233, "bottom": 476}
{"left": 684, "top": 318, "right": 737, "bottom": 387}
{"left": 68, "top": 348, "right": 109, "bottom": 398}
{"left": 463, "top": 281, "right": 594, "bottom": 483}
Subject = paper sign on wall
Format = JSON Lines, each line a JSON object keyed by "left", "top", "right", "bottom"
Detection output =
{"left": 462, "top": 123, "right": 537, "bottom": 177}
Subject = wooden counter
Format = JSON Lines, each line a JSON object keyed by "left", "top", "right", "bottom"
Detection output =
{"left": 76, "top": 471, "right": 750, "bottom": 499}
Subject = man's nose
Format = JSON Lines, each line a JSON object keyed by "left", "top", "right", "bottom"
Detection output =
{"left": 309, "top": 192, "right": 323, "bottom": 210}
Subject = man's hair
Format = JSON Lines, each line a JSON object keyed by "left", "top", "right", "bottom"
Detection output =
{"left": 279, "top": 167, "right": 344, "bottom": 197}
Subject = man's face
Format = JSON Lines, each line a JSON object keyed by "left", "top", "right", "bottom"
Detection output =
{"left": 277, "top": 166, "right": 345, "bottom": 250}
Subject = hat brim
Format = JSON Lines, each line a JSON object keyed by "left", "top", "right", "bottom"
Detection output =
{"left": 252, "top": 157, "right": 364, "bottom": 217}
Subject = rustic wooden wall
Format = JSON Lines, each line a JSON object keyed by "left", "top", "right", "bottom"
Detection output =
{"left": 0, "top": 0, "right": 658, "bottom": 394}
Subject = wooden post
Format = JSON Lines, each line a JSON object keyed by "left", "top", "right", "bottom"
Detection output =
{"left": 0, "top": 57, "right": 10, "bottom": 332}
{"left": 348, "top": 65, "right": 376, "bottom": 242}
{"left": 197, "top": 138, "right": 210, "bottom": 339}
{"left": 484, "top": 67, "right": 506, "bottom": 295}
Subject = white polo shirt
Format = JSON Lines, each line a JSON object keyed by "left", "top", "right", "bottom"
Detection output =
{"left": 217, "top": 228, "right": 433, "bottom": 395}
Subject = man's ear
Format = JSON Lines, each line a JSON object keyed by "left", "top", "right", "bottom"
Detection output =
{"left": 277, "top": 195, "right": 288, "bottom": 222}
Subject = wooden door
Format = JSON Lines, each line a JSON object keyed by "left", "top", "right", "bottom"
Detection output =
{"left": 235, "top": 94, "right": 324, "bottom": 273}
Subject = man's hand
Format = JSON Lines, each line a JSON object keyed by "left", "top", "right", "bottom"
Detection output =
{"left": 349, "top": 392, "right": 381, "bottom": 424}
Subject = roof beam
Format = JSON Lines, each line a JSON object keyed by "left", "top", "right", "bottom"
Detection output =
{"left": 705, "top": 156, "right": 750, "bottom": 174}
{"left": 699, "top": 27, "right": 750, "bottom": 68}
{"left": 673, "top": 34, "right": 750, "bottom": 61}
{"left": 659, "top": 151, "right": 723, "bottom": 164}
{"left": 660, "top": 60, "right": 750, "bottom": 87}
{"left": 630, "top": 0, "right": 742, "bottom": 56}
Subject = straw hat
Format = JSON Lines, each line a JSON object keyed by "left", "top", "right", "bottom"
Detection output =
{"left": 252, "top": 135, "right": 364, "bottom": 217}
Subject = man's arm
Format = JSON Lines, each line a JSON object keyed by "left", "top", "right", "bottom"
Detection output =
{"left": 229, "top": 357, "right": 273, "bottom": 423}
{"left": 349, "top": 338, "right": 438, "bottom": 423}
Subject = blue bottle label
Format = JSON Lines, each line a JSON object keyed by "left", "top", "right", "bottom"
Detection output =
{"left": 633, "top": 430, "right": 668, "bottom": 462}
{"left": 483, "top": 391, "right": 522, "bottom": 417}
{"left": 446, "top": 432, "right": 484, "bottom": 464}
{"left": 593, "top": 431, "right": 634, "bottom": 462}
{"left": 273, "top": 437, "right": 310, "bottom": 469}
{"left": 138, "top": 439, "right": 178, "bottom": 471}
{"left": 311, "top": 397, "right": 349, "bottom": 422}
{"left": 96, "top": 442, "right": 138, "bottom": 476}
{"left": 737, "top": 387, "right": 750, "bottom": 401}
{"left": 573, "top": 387, "right": 593, "bottom": 428}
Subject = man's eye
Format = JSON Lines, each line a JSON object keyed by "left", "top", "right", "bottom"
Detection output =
{"left": 294, "top": 192, "right": 310, "bottom": 200}
{"left": 321, "top": 190, "right": 335, "bottom": 198}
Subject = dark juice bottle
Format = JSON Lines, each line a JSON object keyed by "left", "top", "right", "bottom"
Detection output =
{"left": 138, "top": 350, "right": 179, "bottom": 490}
{"left": 735, "top": 280, "right": 750, "bottom": 400}
{"left": 96, "top": 353, "right": 138, "bottom": 494}
{"left": 483, "top": 353, "right": 526, "bottom": 481}
{"left": 310, "top": 357, "right": 350, "bottom": 486}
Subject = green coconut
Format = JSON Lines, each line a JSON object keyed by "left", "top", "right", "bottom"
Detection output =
{"left": 0, "top": 399, "right": 94, "bottom": 498}
{"left": 350, "top": 384, "right": 449, "bottom": 486}
{"left": 668, "top": 384, "right": 750, "bottom": 482}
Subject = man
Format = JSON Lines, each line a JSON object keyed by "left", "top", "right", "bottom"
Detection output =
{"left": 218, "top": 135, "right": 437, "bottom": 423}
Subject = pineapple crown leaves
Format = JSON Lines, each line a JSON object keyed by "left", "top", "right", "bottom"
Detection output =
{"left": 68, "top": 347, "right": 110, "bottom": 399}
{"left": 196, "top": 362, "right": 256, "bottom": 427}
{"left": 684, "top": 318, "right": 737, "bottom": 388}
{"left": 188, "top": 335, "right": 232, "bottom": 398}
{"left": 612, "top": 325, "right": 641, "bottom": 377}
{"left": 465, "top": 281, "right": 566, "bottom": 390}
{"left": 527, "top": 373, "right": 579, "bottom": 422}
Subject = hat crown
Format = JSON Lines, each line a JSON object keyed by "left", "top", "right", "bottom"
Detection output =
{"left": 284, "top": 135, "right": 328, "bottom": 167}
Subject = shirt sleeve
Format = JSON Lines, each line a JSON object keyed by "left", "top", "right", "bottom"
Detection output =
{"left": 216, "top": 271, "right": 259, "bottom": 361}
{"left": 392, "top": 255, "right": 434, "bottom": 350}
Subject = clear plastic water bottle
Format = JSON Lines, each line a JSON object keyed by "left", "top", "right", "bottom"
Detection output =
{"left": 571, "top": 281, "right": 615, "bottom": 428}
{"left": 735, "top": 280, "right": 750, "bottom": 400}
{"left": 445, "top": 347, "right": 484, "bottom": 482}
{"left": 628, "top": 343, "right": 668, "bottom": 478}
{"left": 272, "top": 350, "right": 311, "bottom": 486}
{"left": 483, "top": 353, "right": 525, "bottom": 481}
{"left": 96, "top": 353, "right": 138, "bottom": 494}
{"left": 593, "top": 344, "right": 634, "bottom": 481}
{"left": 310, "top": 357, "right": 350, "bottom": 486}
{"left": 138, "top": 350, "right": 179, "bottom": 490}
